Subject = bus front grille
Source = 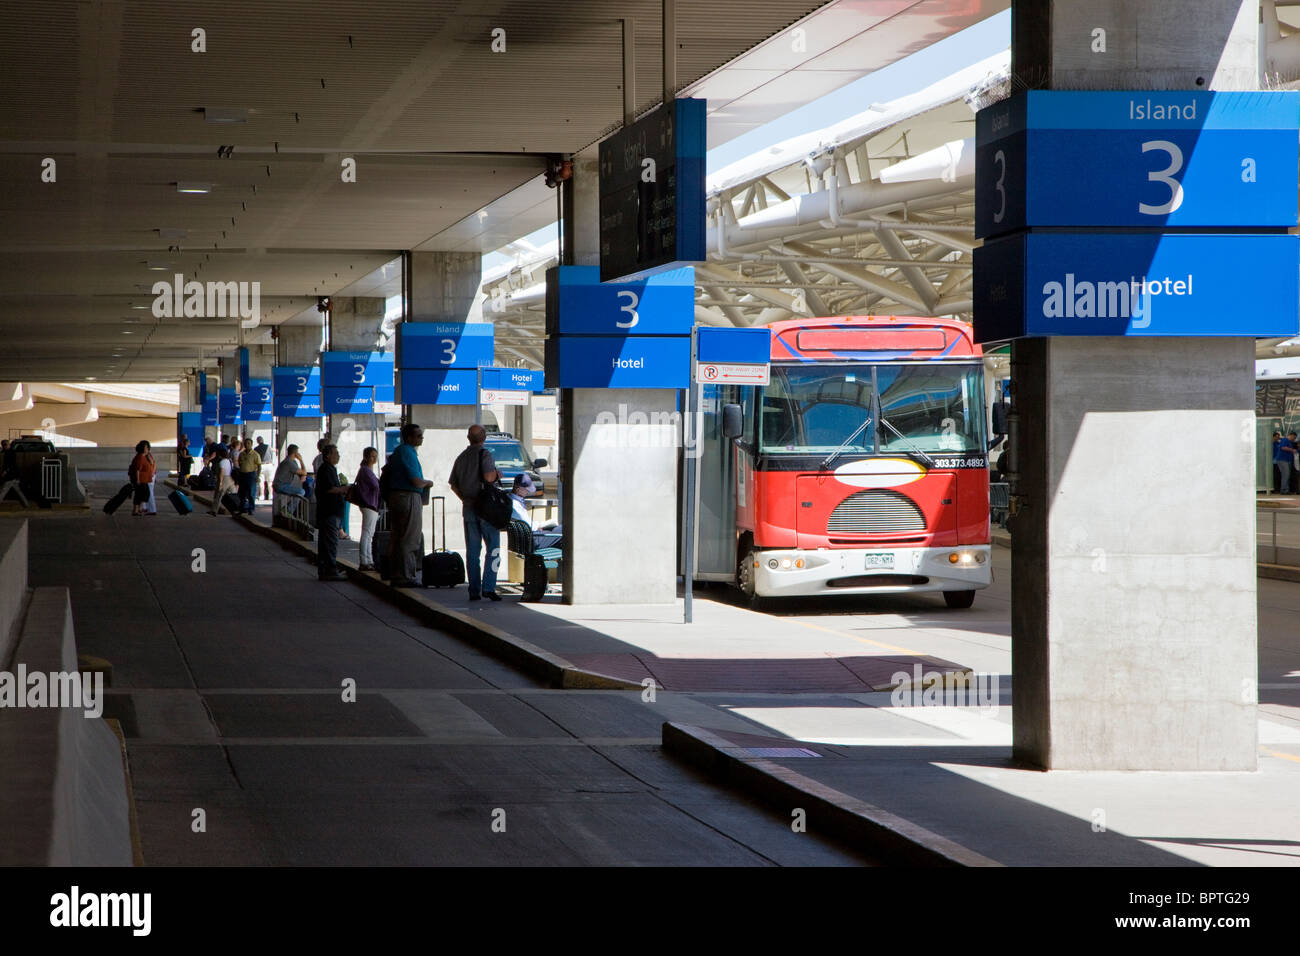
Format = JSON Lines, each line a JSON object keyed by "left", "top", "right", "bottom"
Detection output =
{"left": 827, "top": 490, "right": 926, "bottom": 534}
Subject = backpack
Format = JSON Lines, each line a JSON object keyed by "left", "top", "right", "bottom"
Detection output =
{"left": 378, "top": 458, "right": 395, "bottom": 496}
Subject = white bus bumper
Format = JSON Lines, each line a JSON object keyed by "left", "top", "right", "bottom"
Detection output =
{"left": 751, "top": 545, "right": 992, "bottom": 598}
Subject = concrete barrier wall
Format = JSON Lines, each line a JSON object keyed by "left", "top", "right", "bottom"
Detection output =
{"left": 0, "top": 521, "right": 28, "bottom": 667}
{"left": 65, "top": 447, "right": 177, "bottom": 473}
{"left": 0, "top": 587, "right": 133, "bottom": 865}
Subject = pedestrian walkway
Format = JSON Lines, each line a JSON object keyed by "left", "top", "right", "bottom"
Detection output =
{"left": 30, "top": 475, "right": 873, "bottom": 865}
{"left": 159, "top": 478, "right": 1300, "bottom": 866}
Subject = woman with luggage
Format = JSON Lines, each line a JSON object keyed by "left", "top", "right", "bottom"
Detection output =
{"left": 129, "top": 440, "right": 156, "bottom": 517}
{"left": 352, "top": 447, "right": 382, "bottom": 571}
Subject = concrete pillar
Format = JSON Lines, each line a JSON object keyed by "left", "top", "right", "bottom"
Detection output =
{"left": 328, "top": 297, "right": 387, "bottom": 479}
{"left": 1006, "top": 0, "right": 1259, "bottom": 769}
{"left": 556, "top": 149, "right": 681, "bottom": 604}
{"left": 408, "top": 251, "right": 483, "bottom": 554}
{"left": 276, "top": 324, "right": 324, "bottom": 462}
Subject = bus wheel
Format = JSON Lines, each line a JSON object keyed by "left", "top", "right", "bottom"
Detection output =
{"left": 943, "top": 590, "right": 976, "bottom": 609}
{"left": 737, "top": 551, "right": 765, "bottom": 611}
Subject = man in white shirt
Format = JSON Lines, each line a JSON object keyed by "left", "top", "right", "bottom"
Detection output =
{"left": 509, "top": 473, "right": 539, "bottom": 525}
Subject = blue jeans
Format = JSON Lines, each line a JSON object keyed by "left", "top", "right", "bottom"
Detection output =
{"left": 463, "top": 507, "right": 500, "bottom": 596}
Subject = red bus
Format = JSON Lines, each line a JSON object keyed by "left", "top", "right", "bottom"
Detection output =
{"left": 691, "top": 315, "right": 992, "bottom": 607}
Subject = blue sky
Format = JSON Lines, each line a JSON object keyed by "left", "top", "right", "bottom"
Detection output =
{"left": 484, "top": 8, "right": 1011, "bottom": 272}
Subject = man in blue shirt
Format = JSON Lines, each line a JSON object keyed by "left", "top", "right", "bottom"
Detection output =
{"left": 1273, "top": 431, "right": 1293, "bottom": 494}
{"left": 386, "top": 423, "right": 433, "bottom": 587}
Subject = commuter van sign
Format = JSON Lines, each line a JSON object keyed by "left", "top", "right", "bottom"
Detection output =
{"left": 974, "top": 232, "right": 1300, "bottom": 339}
{"left": 976, "top": 90, "right": 1300, "bottom": 237}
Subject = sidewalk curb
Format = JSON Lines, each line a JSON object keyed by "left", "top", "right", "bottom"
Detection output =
{"left": 662, "top": 722, "right": 1002, "bottom": 867}
{"left": 169, "top": 482, "right": 641, "bottom": 691}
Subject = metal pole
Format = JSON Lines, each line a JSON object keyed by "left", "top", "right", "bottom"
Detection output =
{"left": 662, "top": 0, "right": 675, "bottom": 104}
{"left": 683, "top": 326, "right": 697, "bottom": 624}
{"left": 475, "top": 367, "right": 482, "bottom": 426}
{"left": 622, "top": 18, "right": 636, "bottom": 126}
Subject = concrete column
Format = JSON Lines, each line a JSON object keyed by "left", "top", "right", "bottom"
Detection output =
{"left": 556, "top": 149, "right": 681, "bottom": 604}
{"left": 328, "top": 297, "right": 387, "bottom": 479}
{"left": 408, "top": 250, "right": 483, "bottom": 554}
{"left": 275, "top": 323, "right": 324, "bottom": 464}
{"left": 1006, "top": 0, "right": 1259, "bottom": 769}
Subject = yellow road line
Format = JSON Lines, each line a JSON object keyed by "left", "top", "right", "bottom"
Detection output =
{"left": 793, "top": 618, "right": 926, "bottom": 657}
{"left": 1261, "top": 746, "right": 1300, "bottom": 764}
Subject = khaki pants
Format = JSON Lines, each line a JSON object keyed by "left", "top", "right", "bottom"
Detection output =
{"left": 210, "top": 474, "right": 236, "bottom": 514}
{"left": 386, "top": 490, "right": 423, "bottom": 581}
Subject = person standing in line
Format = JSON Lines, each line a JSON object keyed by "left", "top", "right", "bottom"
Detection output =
{"left": 352, "top": 447, "right": 382, "bottom": 571}
{"left": 236, "top": 438, "right": 262, "bottom": 514}
{"left": 129, "top": 440, "right": 156, "bottom": 517}
{"left": 253, "top": 434, "right": 271, "bottom": 500}
{"left": 386, "top": 423, "right": 433, "bottom": 588}
{"left": 209, "top": 447, "right": 236, "bottom": 516}
{"left": 315, "top": 444, "right": 351, "bottom": 581}
{"left": 177, "top": 435, "right": 194, "bottom": 482}
{"left": 1289, "top": 431, "right": 1300, "bottom": 495}
{"left": 1274, "top": 431, "right": 1294, "bottom": 495}
{"left": 273, "top": 444, "right": 308, "bottom": 497}
{"left": 448, "top": 424, "right": 501, "bottom": 602}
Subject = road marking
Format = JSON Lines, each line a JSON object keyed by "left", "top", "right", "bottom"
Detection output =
{"left": 793, "top": 619, "right": 925, "bottom": 657}
{"left": 92, "top": 579, "right": 103, "bottom": 591}
{"left": 1261, "top": 746, "right": 1300, "bottom": 764}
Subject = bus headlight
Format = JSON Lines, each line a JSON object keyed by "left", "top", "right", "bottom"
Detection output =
{"left": 769, "top": 559, "right": 779, "bottom": 570}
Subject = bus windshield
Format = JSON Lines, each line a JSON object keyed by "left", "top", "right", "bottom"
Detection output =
{"left": 758, "top": 363, "right": 986, "bottom": 456}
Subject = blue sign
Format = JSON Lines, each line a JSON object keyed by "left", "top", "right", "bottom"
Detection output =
{"left": 241, "top": 378, "right": 273, "bottom": 422}
{"left": 322, "top": 351, "right": 395, "bottom": 389}
{"left": 177, "top": 412, "right": 204, "bottom": 455}
{"left": 600, "top": 97, "right": 707, "bottom": 282}
{"left": 397, "top": 323, "right": 494, "bottom": 370}
{"left": 238, "top": 347, "right": 250, "bottom": 391}
{"left": 976, "top": 90, "right": 1300, "bottom": 237}
{"left": 202, "top": 393, "right": 217, "bottom": 427}
{"left": 697, "top": 327, "right": 772, "bottom": 365}
{"left": 973, "top": 232, "right": 1300, "bottom": 340}
{"left": 273, "top": 394, "right": 322, "bottom": 417}
{"left": 545, "top": 336, "right": 691, "bottom": 389}
{"left": 322, "top": 386, "right": 396, "bottom": 413}
{"left": 546, "top": 265, "right": 694, "bottom": 336}
{"left": 272, "top": 365, "right": 321, "bottom": 396}
{"left": 218, "top": 387, "right": 242, "bottom": 426}
{"left": 478, "top": 367, "right": 545, "bottom": 392}
{"left": 398, "top": 369, "right": 478, "bottom": 405}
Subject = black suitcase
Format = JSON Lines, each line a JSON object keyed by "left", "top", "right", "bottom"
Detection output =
{"left": 103, "top": 483, "right": 133, "bottom": 515}
{"left": 221, "top": 492, "right": 241, "bottom": 514}
{"left": 521, "top": 553, "right": 548, "bottom": 602}
{"left": 423, "top": 496, "right": 465, "bottom": 588}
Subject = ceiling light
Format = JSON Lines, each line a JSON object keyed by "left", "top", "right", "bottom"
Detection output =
{"left": 85, "top": 376, "right": 96, "bottom": 381}
{"left": 204, "top": 107, "right": 248, "bottom": 124}
{"left": 146, "top": 261, "right": 171, "bottom": 271}
{"left": 176, "top": 182, "right": 212, "bottom": 194}
{"left": 130, "top": 304, "right": 150, "bottom": 309}
{"left": 121, "top": 331, "right": 134, "bottom": 335}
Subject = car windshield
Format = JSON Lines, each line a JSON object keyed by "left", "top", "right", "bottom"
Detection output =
{"left": 758, "top": 363, "right": 986, "bottom": 456}
{"left": 487, "top": 441, "right": 528, "bottom": 470}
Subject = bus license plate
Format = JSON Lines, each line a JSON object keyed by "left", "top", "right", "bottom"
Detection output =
{"left": 864, "top": 553, "right": 894, "bottom": 570}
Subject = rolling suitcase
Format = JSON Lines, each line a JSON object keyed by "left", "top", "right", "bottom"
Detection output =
{"left": 423, "top": 496, "right": 465, "bottom": 588}
{"left": 167, "top": 488, "right": 193, "bottom": 515}
{"left": 221, "top": 492, "right": 241, "bottom": 514}
{"left": 520, "top": 553, "right": 548, "bottom": 602}
{"left": 103, "top": 483, "right": 133, "bottom": 515}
